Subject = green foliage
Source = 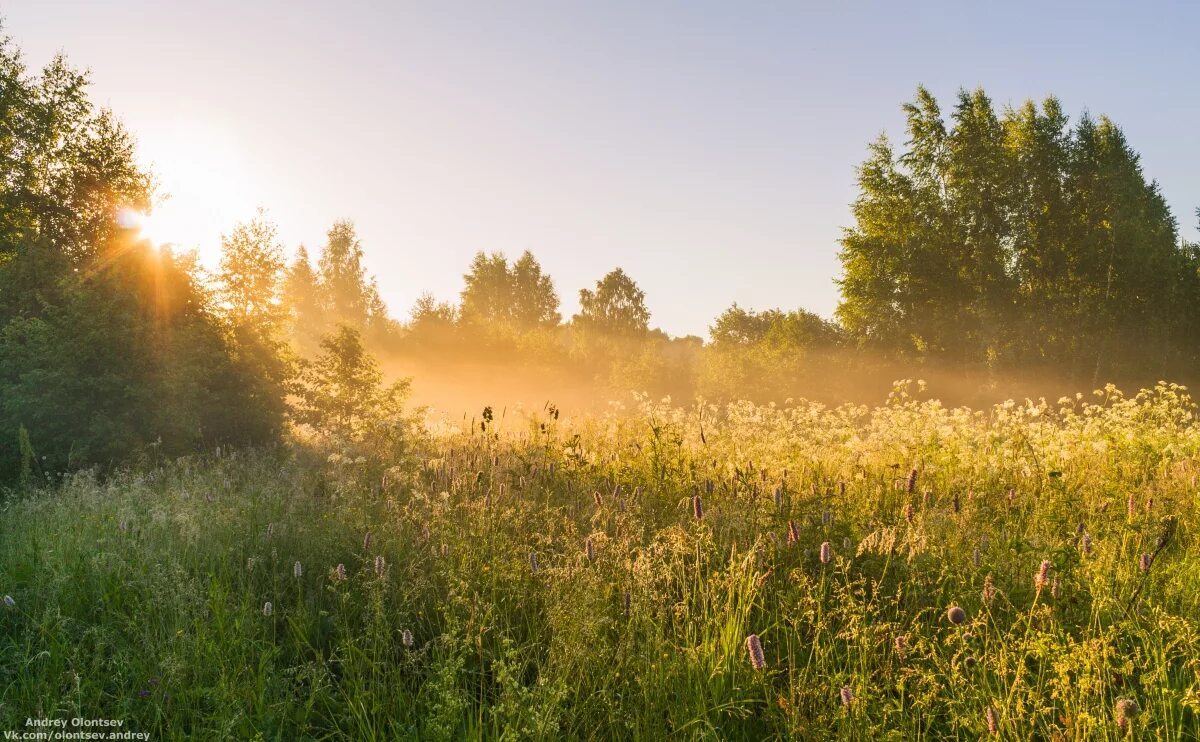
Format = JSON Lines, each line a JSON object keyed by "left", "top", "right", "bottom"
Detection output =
{"left": 0, "top": 32, "right": 286, "bottom": 481}
{"left": 0, "top": 236, "right": 278, "bottom": 476}
{"left": 3, "top": 385, "right": 1199, "bottom": 737}
{"left": 838, "top": 86, "right": 1198, "bottom": 382}
{"left": 294, "top": 325, "right": 412, "bottom": 451}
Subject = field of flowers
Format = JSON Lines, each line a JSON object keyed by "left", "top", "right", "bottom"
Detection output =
{"left": 2, "top": 381, "right": 1199, "bottom": 740}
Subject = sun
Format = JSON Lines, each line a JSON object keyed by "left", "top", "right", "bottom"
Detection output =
{"left": 118, "top": 121, "right": 259, "bottom": 261}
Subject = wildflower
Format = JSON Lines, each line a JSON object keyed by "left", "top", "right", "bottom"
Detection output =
{"left": 964, "top": 655, "right": 977, "bottom": 669}
{"left": 773, "top": 486, "right": 783, "bottom": 511}
{"left": 840, "top": 686, "right": 854, "bottom": 706}
{"left": 1127, "top": 493, "right": 1137, "bottom": 519}
{"left": 903, "top": 502, "right": 915, "bottom": 524}
{"left": 247, "top": 557, "right": 255, "bottom": 571}
{"left": 821, "top": 510, "right": 832, "bottom": 526}
{"left": 586, "top": 538, "right": 595, "bottom": 562}
{"left": 262, "top": 601, "right": 273, "bottom": 617}
{"left": 1145, "top": 495, "right": 1154, "bottom": 512}
{"left": 787, "top": 520, "right": 799, "bottom": 546}
{"left": 374, "top": 555, "right": 386, "bottom": 577}
{"left": 952, "top": 492, "right": 960, "bottom": 514}
{"left": 906, "top": 468, "right": 918, "bottom": 493}
{"left": 3, "top": 595, "right": 15, "bottom": 609}
{"left": 1076, "top": 521, "right": 1086, "bottom": 536}
{"left": 1051, "top": 577, "right": 1061, "bottom": 599}
{"left": 893, "top": 634, "right": 907, "bottom": 657}
{"left": 440, "top": 543, "right": 448, "bottom": 558}
{"left": 692, "top": 495, "right": 704, "bottom": 520}
{"left": 1080, "top": 532, "right": 1093, "bottom": 556}
{"left": 293, "top": 561, "right": 303, "bottom": 579}
{"left": 623, "top": 591, "right": 631, "bottom": 617}
{"left": 333, "top": 563, "right": 347, "bottom": 581}
{"left": 1115, "top": 698, "right": 1140, "bottom": 732}
{"left": 839, "top": 480, "right": 846, "bottom": 497}
{"left": 973, "top": 547, "right": 981, "bottom": 567}
{"left": 593, "top": 490, "right": 603, "bottom": 507}
{"left": 986, "top": 706, "right": 999, "bottom": 735}
{"left": 705, "top": 479, "right": 714, "bottom": 495}
{"left": 1139, "top": 553, "right": 1152, "bottom": 573}
{"left": 402, "top": 629, "right": 414, "bottom": 649}
{"left": 820, "top": 541, "right": 832, "bottom": 564}
{"left": 530, "top": 552, "right": 539, "bottom": 575}
{"left": 1035, "top": 560, "right": 1051, "bottom": 591}
{"left": 745, "top": 634, "right": 766, "bottom": 670}
{"left": 363, "top": 531, "right": 372, "bottom": 551}
{"left": 756, "top": 569, "right": 773, "bottom": 587}
{"left": 947, "top": 605, "right": 967, "bottom": 625}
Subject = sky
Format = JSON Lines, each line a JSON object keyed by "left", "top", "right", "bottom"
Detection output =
{"left": 5, "top": 1, "right": 1199, "bottom": 338}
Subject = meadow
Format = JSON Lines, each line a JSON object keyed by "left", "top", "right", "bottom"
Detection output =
{"left": 1, "top": 381, "right": 1199, "bottom": 740}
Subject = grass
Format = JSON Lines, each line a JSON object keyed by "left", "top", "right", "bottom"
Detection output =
{"left": 2, "top": 381, "right": 1199, "bottom": 739}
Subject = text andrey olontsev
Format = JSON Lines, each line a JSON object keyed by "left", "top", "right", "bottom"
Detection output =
{"left": 4, "top": 718, "right": 150, "bottom": 742}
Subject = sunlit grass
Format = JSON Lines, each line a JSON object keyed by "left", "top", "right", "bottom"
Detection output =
{"left": 1, "top": 382, "right": 1198, "bottom": 739}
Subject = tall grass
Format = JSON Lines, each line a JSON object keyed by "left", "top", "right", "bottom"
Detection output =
{"left": 2, "top": 381, "right": 1198, "bottom": 739}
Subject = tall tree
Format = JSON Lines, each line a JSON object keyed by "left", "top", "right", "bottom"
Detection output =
{"left": 282, "top": 245, "right": 323, "bottom": 354}
{"left": 459, "top": 250, "right": 560, "bottom": 330}
{"left": 216, "top": 211, "right": 292, "bottom": 440}
{"left": 218, "top": 210, "right": 285, "bottom": 327}
{"left": 838, "top": 86, "right": 1189, "bottom": 382}
{"left": 574, "top": 268, "right": 650, "bottom": 336}
{"left": 510, "top": 250, "right": 561, "bottom": 328}
{"left": 317, "top": 220, "right": 381, "bottom": 330}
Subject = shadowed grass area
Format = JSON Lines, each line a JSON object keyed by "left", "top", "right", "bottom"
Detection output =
{"left": 2, "top": 382, "right": 1199, "bottom": 739}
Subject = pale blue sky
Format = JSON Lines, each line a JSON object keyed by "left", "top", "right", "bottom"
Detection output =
{"left": 6, "top": 1, "right": 1199, "bottom": 337}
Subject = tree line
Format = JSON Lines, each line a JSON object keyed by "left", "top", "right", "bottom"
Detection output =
{"left": 1, "top": 30, "right": 1198, "bottom": 482}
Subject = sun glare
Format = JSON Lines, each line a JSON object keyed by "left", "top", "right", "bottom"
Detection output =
{"left": 125, "top": 121, "right": 259, "bottom": 261}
